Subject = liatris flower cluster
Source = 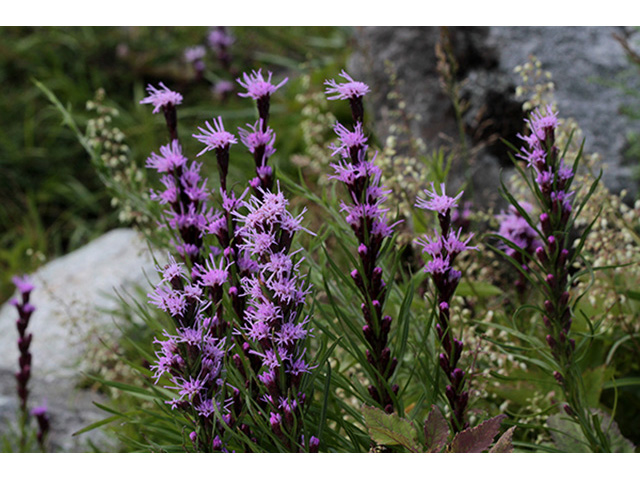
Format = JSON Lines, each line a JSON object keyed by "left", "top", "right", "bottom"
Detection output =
{"left": 415, "top": 184, "right": 476, "bottom": 433}
{"left": 142, "top": 83, "right": 227, "bottom": 266}
{"left": 139, "top": 82, "right": 183, "bottom": 141}
{"left": 325, "top": 70, "right": 400, "bottom": 414}
{"left": 184, "top": 45, "right": 206, "bottom": 80}
{"left": 233, "top": 184, "right": 318, "bottom": 452}
{"left": 148, "top": 256, "right": 234, "bottom": 452}
{"left": 516, "top": 108, "right": 579, "bottom": 400}
{"left": 11, "top": 275, "right": 36, "bottom": 416}
{"left": 496, "top": 202, "right": 542, "bottom": 297}
{"left": 30, "top": 403, "right": 50, "bottom": 452}
{"left": 208, "top": 26, "right": 234, "bottom": 73}
{"left": 236, "top": 69, "right": 287, "bottom": 194}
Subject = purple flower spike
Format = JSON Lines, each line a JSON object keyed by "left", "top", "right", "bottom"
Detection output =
{"left": 324, "top": 70, "right": 370, "bottom": 101}
{"left": 140, "top": 82, "right": 183, "bottom": 114}
{"left": 236, "top": 69, "right": 288, "bottom": 101}
{"left": 12, "top": 275, "right": 34, "bottom": 296}
{"left": 193, "top": 117, "right": 238, "bottom": 157}
{"left": 415, "top": 183, "right": 463, "bottom": 216}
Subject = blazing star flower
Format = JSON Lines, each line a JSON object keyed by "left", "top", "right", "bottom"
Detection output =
{"left": 208, "top": 27, "right": 234, "bottom": 49}
{"left": 184, "top": 45, "right": 206, "bottom": 63}
{"left": 415, "top": 183, "right": 474, "bottom": 432}
{"left": 324, "top": 70, "right": 370, "bottom": 100}
{"left": 213, "top": 80, "right": 234, "bottom": 97}
{"left": 12, "top": 275, "right": 34, "bottom": 296}
{"left": 238, "top": 120, "right": 276, "bottom": 157}
{"left": 236, "top": 69, "right": 288, "bottom": 100}
{"left": 140, "top": 82, "right": 183, "bottom": 114}
{"left": 329, "top": 122, "right": 368, "bottom": 158}
{"left": 415, "top": 183, "right": 463, "bottom": 216}
{"left": 193, "top": 116, "right": 238, "bottom": 157}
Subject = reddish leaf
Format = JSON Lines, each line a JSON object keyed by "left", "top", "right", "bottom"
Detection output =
{"left": 489, "top": 426, "right": 516, "bottom": 453}
{"left": 424, "top": 405, "right": 450, "bottom": 453}
{"left": 450, "top": 414, "right": 506, "bottom": 453}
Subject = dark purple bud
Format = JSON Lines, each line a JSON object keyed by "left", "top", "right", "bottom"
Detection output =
{"left": 553, "top": 371, "right": 564, "bottom": 385}
{"left": 547, "top": 235, "right": 556, "bottom": 253}
{"left": 309, "top": 436, "right": 320, "bottom": 453}
{"left": 546, "top": 334, "right": 556, "bottom": 350}
{"left": 559, "top": 291, "right": 570, "bottom": 308}
{"left": 358, "top": 243, "right": 368, "bottom": 258}
{"left": 189, "top": 431, "right": 197, "bottom": 445}
{"left": 365, "top": 349, "right": 375, "bottom": 366}
{"left": 563, "top": 404, "right": 575, "bottom": 417}
{"left": 368, "top": 385, "right": 380, "bottom": 403}
{"left": 439, "top": 353, "right": 451, "bottom": 376}
{"left": 569, "top": 338, "right": 576, "bottom": 351}
{"left": 536, "top": 246, "right": 548, "bottom": 264}
{"left": 543, "top": 315, "right": 552, "bottom": 330}
{"left": 544, "top": 300, "right": 554, "bottom": 315}
{"left": 559, "top": 248, "right": 569, "bottom": 267}
{"left": 546, "top": 274, "right": 556, "bottom": 290}
{"left": 388, "top": 357, "right": 398, "bottom": 377}
{"left": 445, "top": 385, "right": 456, "bottom": 405}
{"left": 212, "top": 435, "right": 224, "bottom": 451}
{"left": 540, "top": 213, "right": 551, "bottom": 235}
{"left": 362, "top": 324, "right": 375, "bottom": 346}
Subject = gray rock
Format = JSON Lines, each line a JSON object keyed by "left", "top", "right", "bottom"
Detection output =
{"left": 0, "top": 228, "right": 156, "bottom": 452}
{"left": 349, "top": 26, "right": 640, "bottom": 204}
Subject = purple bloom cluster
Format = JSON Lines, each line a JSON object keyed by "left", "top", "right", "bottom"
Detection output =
{"left": 233, "top": 184, "right": 317, "bottom": 450}
{"left": 415, "top": 183, "right": 476, "bottom": 432}
{"left": 145, "top": 138, "right": 216, "bottom": 265}
{"left": 325, "top": 70, "right": 369, "bottom": 123}
{"left": 496, "top": 202, "right": 543, "bottom": 296}
{"left": 149, "top": 256, "right": 236, "bottom": 451}
{"left": 237, "top": 69, "right": 288, "bottom": 129}
{"left": 517, "top": 107, "right": 576, "bottom": 380}
{"left": 193, "top": 116, "right": 237, "bottom": 192}
{"left": 326, "top": 71, "right": 400, "bottom": 413}
{"left": 235, "top": 70, "right": 287, "bottom": 195}
{"left": 10, "top": 275, "right": 36, "bottom": 415}
{"left": 139, "top": 82, "right": 182, "bottom": 140}
{"left": 208, "top": 26, "right": 234, "bottom": 72}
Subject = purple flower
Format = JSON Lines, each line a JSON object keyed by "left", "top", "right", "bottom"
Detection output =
{"left": 184, "top": 45, "right": 206, "bottom": 63}
{"left": 193, "top": 116, "right": 238, "bottom": 157}
{"left": 208, "top": 27, "right": 234, "bottom": 49}
{"left": 239, "top": 120, "right": 276, "bottom": 150}
{"left": 236, "top": 69, "right": 288, "bottom": 100}
{"left": 329, "top": 122, "right": 368, "bottom": 158}
{"left": 140, "top": 82, "right": 183, "bottom": 114}
{"left": 497, "top": 203, "right": 541, "bottom": 257}
{"left": 12, "top": 275, "right": 34, "bottom": 295}
{"left": 415, "top": 183, "right": 463, "bottom": 216}
{"left": 324, "top": 70, "right": 370, "bottom": 100}
{"left": 213, "top": 80, "right": 234, "bottom": 97}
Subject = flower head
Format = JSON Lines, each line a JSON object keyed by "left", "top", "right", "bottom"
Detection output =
{"left": 236, "top": 69, "right": 288, "bottom": 100}
{"left": 324, "top": 70, "right": 370, "bottom": 100}
{"left": 140, "top": 82, "right": 183, "bottom": 114}
{"left": 12, "top": 275, "right": 34, "bottom": 295}
{"left": 193, "top": 117, "right": 238, "bottom": 157}
{"left": 415, "top": 183, "right": 463, "bottom": 215}
{"left": 146, "top": 139, "right": 188, "bottom": 173}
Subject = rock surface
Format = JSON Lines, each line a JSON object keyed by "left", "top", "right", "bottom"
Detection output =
{"left": 349, "top": 26, "right": 640, "bottom": 204}
{"left": 0, "top": 228, "right": 156, "bottom": 452}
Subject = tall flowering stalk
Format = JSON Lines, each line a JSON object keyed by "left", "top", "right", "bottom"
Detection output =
{"left": 10, "top": 275, "right": 38, "bottom": 450}
{"left": 236, "top": 69, "right": 288, "bottom": 194}
{"left": 142, "top": 83, "right": 222, "bottom": 267}
{"left": 148, "top": 257, "right": 233, "bottom": 451}
{"left": 415, "top": 184, "right": 476, "bottom": 433}
{"left": 325, "top": 70, "right": 401, "bottom": 414}
{"left": 513, "top": 106, "right": 609, "bottom": 451}
{"left": 233, "top": 184, "right": 318, "bottom": 451}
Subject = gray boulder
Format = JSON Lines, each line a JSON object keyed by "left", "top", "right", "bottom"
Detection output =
{"left": 0, "top": 228, "right": 156, "bottom": 452}
{"left": 349, "top": 26, "right": 640, "bottom": 204}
